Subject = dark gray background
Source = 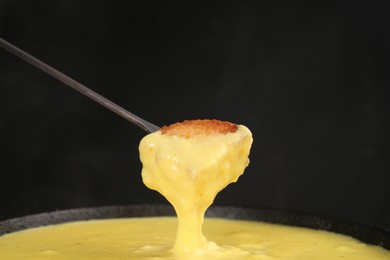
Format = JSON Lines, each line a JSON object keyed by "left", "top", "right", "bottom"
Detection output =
{"left": 1, "top": 1, "right": 389, "bottom": 230}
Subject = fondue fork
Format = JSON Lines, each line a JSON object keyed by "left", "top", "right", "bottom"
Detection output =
{"left": 0, "top": 37, "right": 160, "bottom": 134}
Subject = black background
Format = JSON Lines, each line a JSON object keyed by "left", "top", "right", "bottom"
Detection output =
{"left": 0, "top": 1, "right": 389, "bottom": 230}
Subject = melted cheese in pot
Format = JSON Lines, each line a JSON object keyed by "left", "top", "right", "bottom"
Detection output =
{"left": 0, "top": 217, "right": 389, "bottom": 259}
{"left": 139, "top": 123, "right": 253, "bottom": 254}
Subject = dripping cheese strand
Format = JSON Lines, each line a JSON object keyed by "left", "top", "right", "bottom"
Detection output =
{"left": 139, "top": 119, "right": 253, "bottom": 254}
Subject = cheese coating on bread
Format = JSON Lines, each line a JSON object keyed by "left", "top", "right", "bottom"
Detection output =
{"left": 139, "top": 119, "right": 253, "bottom": 254}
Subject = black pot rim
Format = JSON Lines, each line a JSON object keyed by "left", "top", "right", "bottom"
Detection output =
{"left": 0, "top": 203, "right": 389, "bottom": 251}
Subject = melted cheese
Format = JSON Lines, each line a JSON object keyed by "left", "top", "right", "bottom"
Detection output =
{"left": 0, "top": 121, "right": 389, "bottom": 259}
{"left": 139, "top": 124, "right": 253, "bottom": 254}
{"left": 0, "top": 217, "right": 389, "bottom": 259}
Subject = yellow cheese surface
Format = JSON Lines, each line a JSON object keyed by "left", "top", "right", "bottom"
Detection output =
{"left": 0, "top": 216, "right": 389, "bottom": 259}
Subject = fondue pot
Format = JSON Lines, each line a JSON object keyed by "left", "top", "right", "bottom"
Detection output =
{"left": 0, "top": 204, "right": 389, "bottom": 251}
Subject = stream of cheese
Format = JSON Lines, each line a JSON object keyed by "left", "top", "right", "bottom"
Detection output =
{"left": 139, "top": 121, "right": 253, "bottom": 255}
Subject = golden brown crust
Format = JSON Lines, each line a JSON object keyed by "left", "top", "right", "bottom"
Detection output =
{"left": 161, "top": 119, "right": 238, "bottom": 138}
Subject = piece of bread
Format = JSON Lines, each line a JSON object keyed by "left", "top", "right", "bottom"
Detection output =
{"left": 160, "top": 119, "right": 238, "bottom": 138}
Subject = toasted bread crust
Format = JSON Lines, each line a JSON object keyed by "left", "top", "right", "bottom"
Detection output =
{"left": 161, "top": 119, "right": 238, "bottom": 138}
